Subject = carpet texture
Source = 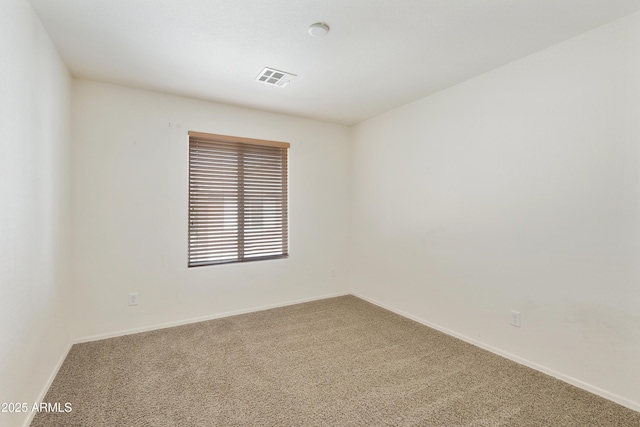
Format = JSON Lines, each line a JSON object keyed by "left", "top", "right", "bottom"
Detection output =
{"left": 31, "top": 295, "right": 640, "bottom": 426}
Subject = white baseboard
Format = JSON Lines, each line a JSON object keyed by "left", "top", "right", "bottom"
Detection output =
{"left": 22, "top": 341, "right": 73, "bottom": 427}
{"left": 351, "top": 292, "right": 640, "bottom": 414}
{"left": 75, "top": 291, "right": 350, "bottom": 344}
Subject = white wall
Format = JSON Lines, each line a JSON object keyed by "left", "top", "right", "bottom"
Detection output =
{"left": 71, "top": 80, "right": 351, "bottom": 340}
{"left": 350, "top": 12, "right": 640, "bottom": 410}
{"left": 0, "top": 1, "right": 72, "bottom": 426}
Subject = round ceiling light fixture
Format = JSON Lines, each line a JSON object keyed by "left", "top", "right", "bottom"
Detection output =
{"left": 308, "top": 22, "right": 330, "bottom": 37}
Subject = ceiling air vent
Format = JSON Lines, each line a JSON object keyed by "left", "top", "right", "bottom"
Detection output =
{"left": 255, "top": 67, "right": 297, "bottom": 87}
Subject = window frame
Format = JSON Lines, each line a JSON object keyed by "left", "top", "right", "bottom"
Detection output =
{"left": 188, "top": 131, "right": 290, "bottom": 267}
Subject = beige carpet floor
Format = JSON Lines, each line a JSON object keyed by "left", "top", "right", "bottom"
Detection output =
{"left": 31, "top": 295, "right": 640, "bottom": 426}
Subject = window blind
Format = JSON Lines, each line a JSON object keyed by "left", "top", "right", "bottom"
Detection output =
{"left": 188, "top": 132, "right": 289, "bottom": 267}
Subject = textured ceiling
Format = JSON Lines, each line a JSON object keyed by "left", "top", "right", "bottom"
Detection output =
{"left": 30, "top": 0, "right": 640, "bottom": 125}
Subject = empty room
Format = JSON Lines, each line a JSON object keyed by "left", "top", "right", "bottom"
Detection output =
{"left": 2, "top": 0, "right": 640, "bottom": 426}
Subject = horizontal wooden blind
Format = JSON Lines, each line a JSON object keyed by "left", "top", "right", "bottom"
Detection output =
{"left": 188, "top": 132, "right": 289, "bottom": 267}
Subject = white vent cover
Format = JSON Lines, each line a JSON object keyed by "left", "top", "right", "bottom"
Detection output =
{"left": 255, "top": 67, "right": 297, "bottom": 87}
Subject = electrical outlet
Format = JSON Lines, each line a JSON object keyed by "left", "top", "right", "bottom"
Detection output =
{"left": 330, "top": 268, "right": 336, "bottom": 277}
{"left": 510, "top": 310, "right": 520, "bottom": 327}
{"left": 129, "top": 293, "right": 138, "bottom": 306}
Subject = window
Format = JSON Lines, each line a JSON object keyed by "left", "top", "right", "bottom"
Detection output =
{"left": 188, "top": 132, "right": 289, "bottom": 267}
